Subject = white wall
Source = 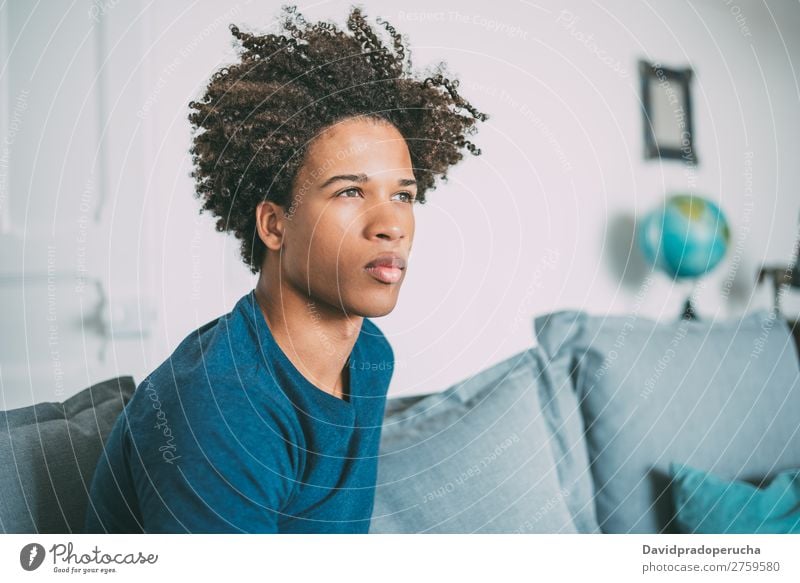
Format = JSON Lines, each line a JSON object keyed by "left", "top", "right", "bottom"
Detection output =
{"left": 3, "top": 0, "right": 799, "bottom": 406}
{"left": 145, "top": 0, "right": 800, "bottom": 398}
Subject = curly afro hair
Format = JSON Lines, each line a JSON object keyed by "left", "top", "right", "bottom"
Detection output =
{"left": 188, "top": 4, "right": 488, "bottom": 273}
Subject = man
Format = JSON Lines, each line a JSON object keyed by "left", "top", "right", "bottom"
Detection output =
{"left": 85, "top": 4, "right": 486, "bottom": 533}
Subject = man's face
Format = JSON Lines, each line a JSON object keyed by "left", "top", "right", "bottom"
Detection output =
{"left": 279, "top": 117, "right": 416, "bottom": 318}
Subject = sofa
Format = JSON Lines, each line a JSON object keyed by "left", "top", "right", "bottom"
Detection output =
{"left": 2, "top": 309, "right": 799, "bottom": 534}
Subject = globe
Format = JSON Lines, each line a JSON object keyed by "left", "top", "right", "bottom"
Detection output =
{"left": 637, "top": 194, "right": 730, "bottom": 279}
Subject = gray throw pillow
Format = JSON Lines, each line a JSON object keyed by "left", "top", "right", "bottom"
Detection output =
{"left": 0, "top": 377, "right": 135, "bottom": 533}
{"left": 370, "top": 348, "right": 579, "bottom": 533}
{"left": 534, "top": 310, "right": 800, "bottom": 533}
{"left": 531, "top": 344, "right": 600, "bottom": 533}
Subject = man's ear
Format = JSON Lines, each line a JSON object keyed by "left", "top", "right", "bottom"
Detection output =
{"left": 255, "top": 200, "right": 286, "bottom": 252}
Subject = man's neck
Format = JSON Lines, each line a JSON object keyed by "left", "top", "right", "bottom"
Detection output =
{"left": 254, "top": 270, "right": 363, "bottom": 398}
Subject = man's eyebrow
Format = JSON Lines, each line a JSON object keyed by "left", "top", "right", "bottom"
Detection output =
{"left": 319, "top": 173, "right": 417, "bottom": 188}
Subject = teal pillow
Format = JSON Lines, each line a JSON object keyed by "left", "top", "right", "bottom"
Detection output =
{"left": 670, "top": 462, "right": 800, "bottom": 533}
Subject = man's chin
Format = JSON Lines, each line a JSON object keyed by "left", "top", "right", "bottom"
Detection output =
{"left": 348, "top": 296, "right": 400, "bottom": 318}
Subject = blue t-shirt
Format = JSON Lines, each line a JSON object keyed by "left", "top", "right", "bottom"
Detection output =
{"left": 84, "top": 290, "right": 394, "bottom": 533}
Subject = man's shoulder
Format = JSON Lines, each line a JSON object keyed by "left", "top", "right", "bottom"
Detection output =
{"left": 130, "top": 350, "right": 293, "bottom": 424}
{"left": 169, "top": 295, "right": 258, "bottom": 369}
{"left": 163, "top": 291, "right": 268, "bottom": 379}
{"left": 123, "top": 356, "right": 299, "bottom": 458}
{"left": 124, "top": 295, "right": 295, "bottom": 431}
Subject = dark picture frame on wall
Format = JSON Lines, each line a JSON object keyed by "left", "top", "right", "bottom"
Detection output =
{"left": 639, "top": 60, "right": 697, "bottom": 165}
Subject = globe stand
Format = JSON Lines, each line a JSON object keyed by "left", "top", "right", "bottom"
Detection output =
{"left": 680, "top": 279, "right": 700, "bottom": 320}
{"left": 681, "top": 296, "right": 697, "bottom": 320}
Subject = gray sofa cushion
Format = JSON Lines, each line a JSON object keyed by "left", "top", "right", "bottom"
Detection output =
{"left": 0, "top": 377, "right": 135, "bottom": 533}
{"left": 534, "top": 309, "right": 800, "bottom": 533}
{"left": 370, "top": 348, "right": 580, "bottom": 533}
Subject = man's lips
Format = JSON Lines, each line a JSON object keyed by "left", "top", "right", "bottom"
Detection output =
{"left": 365, "top": 253, "right": 406, "bottom": 269}
{"left": 364, "top": 253, "right": 407, "bottom": 284}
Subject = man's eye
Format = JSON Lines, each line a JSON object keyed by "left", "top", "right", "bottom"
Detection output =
{"left": 395, "top": 192, "right": 417, "bottom": 203}
{"left": 337, "top": 188, "right": 362, "bottom": 198}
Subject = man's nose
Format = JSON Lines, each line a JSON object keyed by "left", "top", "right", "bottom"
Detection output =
{"left": 365, "top": 203, "right": 409, "bottom": 242}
